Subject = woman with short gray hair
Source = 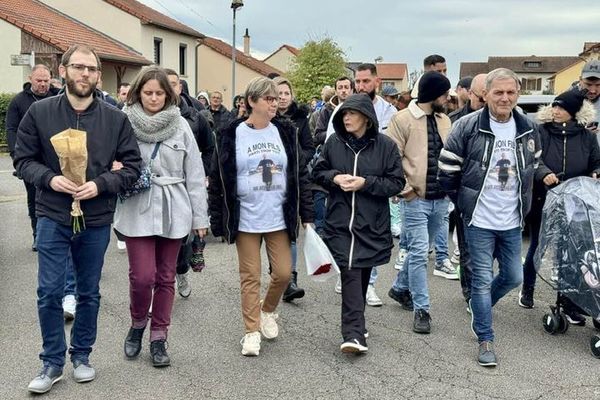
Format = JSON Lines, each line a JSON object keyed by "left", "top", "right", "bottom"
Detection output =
{"left": 208, "top": 76, "right": 313, "bottom": 356}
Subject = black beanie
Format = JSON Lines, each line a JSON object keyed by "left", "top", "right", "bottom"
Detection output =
{"left": 552, "top": 90, "right": 585, "bottom": 118}
{"left": 418, "top": 71, "right": 451, "bottom": 103}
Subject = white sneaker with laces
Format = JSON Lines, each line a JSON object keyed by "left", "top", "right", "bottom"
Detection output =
{"left": 62, "top": 295, "right": 76, "bottom": 321}
{"left": 240, "top": 331, "right": 261, "bottom": 356}
{"left": 260, "top": 309, "right": 279, "bottom": 339}
{"left": 334, "top": 276, "right": 342, "bottom": 294}
{"left": 176, "top": 273, "right": 192, "bottom": 298}
{"left": 366, "top": 284, "right": 383, "bottom": 307}
{"left": 433, "top": 259, "right": 459, "bottom": 280}
{"left": 450, "top": 248, "right": 460, "bottom": 264}
{"left": 394, "top": 248, "right": 408, "bottom": 270}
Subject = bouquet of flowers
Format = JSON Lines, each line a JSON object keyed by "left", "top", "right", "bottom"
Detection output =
{"left": 50, "top": 128, "right": 88, "bottom": 233}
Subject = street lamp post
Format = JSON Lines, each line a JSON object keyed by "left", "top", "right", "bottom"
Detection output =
{"left": 231, "top": 0, "right": 243, "bottom": 107}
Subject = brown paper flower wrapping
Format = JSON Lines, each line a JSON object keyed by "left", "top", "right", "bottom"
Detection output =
{"left": 50, "top": 129, "right": 88, "bottom": 232}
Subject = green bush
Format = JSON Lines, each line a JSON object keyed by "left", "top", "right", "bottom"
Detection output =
{"left": 0, "top": 93, "right": 16, "bottom": 144}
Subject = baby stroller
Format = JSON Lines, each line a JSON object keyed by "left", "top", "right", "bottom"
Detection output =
{"left": 534, "top": 176, "right": 600, "bottom": 358}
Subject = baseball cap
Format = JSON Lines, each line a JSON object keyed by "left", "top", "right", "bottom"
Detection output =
{"left": 582, "top": 60, "right": 600, "bottom": 79}
{"left": 381, "top": 86, "right": 400, "bottom": 97}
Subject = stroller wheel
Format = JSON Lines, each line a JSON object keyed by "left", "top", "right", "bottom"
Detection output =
{"left": 591, "top": 335, "right": 600, "bottom": 359}
{"left": 593, "top": 319, "right": 600, "bottom": 331}
{"left": 557, "top": 312, "right": 569, "bottom": 334}
{"left": 543, "top": 313, "right": 560, "bottom": 334}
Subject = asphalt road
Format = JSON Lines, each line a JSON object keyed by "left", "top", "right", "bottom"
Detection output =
{"left": 0, "top": 153, "right": 599, "bottom": 400}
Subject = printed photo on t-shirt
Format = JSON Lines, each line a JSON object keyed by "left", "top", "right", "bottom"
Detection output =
{"left": 246, "top": 142, "right": 285, "bottom": 193}
{"left": 486, "top": 139, "right": 516, "bottom": 192}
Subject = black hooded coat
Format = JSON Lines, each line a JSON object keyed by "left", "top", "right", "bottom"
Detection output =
{"left": 311, "top": 94, "right": 404, "bottom": 269}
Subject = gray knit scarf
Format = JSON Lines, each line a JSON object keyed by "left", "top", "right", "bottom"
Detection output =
{"left": 124, "top": 103, "right": 181, "bottom": 143}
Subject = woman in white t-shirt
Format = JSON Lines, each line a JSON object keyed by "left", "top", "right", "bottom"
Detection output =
{"left": 208, "top": 77, "right": 313, "bottom": 356}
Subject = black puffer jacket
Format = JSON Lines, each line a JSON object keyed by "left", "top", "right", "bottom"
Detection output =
{"left": 276, "top": 101, "right": 315, "bottom": 165}
{"left": 529, "top": 103, "right": 600, "bottom": 219}
{"left": 179, "top": 98, "right": 214, "bottom": 174}
{"left": 424, "top": 115, "right": 445, "bottom": 199}
{"left": 208, "top": 117, "right": 313, "bottom": 244}
{"left": 6, "top": 83, "right": 59, "bottom": 158}
{"left": 312, "top": 94, "right": 404, "bottom": 269}
{"left": 13, "top": 95, "right": 142, "bottom": 227}
{"left": 211, "top": 105, "right": 233, "bottom": 135}
{"left": 438, "top": 106, "right": 541, "bottom": 227}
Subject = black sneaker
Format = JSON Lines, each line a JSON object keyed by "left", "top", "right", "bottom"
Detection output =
{"left": 478, "top": 341, "right": 497, "bottom": 367}
{"left": 340, "top": 338, "right": 368, "bottom": 354}
{"left": 413, "top": 309, "right": 431, "bottom": 334}
{"left": 564, "top": 309, "right": 586, "bottom": 326}
{"left": 518, "top": 287, "right": 534, "bottom": 309}
{"left": 388, "top": 288, "right": 413, "bottom": 311}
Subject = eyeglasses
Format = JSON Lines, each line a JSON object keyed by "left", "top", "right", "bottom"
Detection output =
{"left": 67, "top": 64, "right": 100, "bottom": 73}
{"left": 471, "top": 92, "right": 485, "bottom": 103}
{"left": 262, "top": 96, "right": 278, "bottom": 103}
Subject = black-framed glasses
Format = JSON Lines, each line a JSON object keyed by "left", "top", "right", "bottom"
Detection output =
{"left": 262, "top": 96, "right": 278, "bottom": 103}
{"left": 67, "top": 64, "right": 100, "bottom": 73}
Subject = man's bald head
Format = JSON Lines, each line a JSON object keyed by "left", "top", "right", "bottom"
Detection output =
{"left": 468, "top": 73, "right": 487, "bottom": 111}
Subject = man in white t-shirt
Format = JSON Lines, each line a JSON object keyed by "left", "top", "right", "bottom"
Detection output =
{"left": 325, "top": 63, "right": 397, "bottom": 306}
{"left": 438, "top": 68, "right": 541, "bottom": 368}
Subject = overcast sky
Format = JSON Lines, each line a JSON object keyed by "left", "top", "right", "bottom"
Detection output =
{"left": 139, "top": 0, "right": 599, "bottom": 85}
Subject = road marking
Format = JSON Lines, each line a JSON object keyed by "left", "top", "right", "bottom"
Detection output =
{"left": 0, "top": 194, "right": 25, "bottom": 203}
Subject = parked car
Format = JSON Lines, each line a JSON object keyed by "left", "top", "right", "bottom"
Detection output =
{"left": 517, "top": 94, "right": 555, "bottom": 121}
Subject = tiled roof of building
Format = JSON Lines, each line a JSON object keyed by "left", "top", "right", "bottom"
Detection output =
{"left": 460, "top": 56, "right": 581, "bottom": 77}
{"left": 581, "top": 42, "right": 600, "bottom": 56}
{"left": 0, "top": 0, "right": 150, "bottom": 65}
{"left": 375, "top": 63, "right": 408, "bottom": 79}
{"left": 202, "top": 37, "right": 283, "bottom": 77}
{"left": 459, "top": 62, "right": 489, "bottom": 78}
{"left": 264, "top": 44, "right": 300, "bottom": 61}
{"left": 487, "top": 56, "right": 581, "bottom": 74}
{"left": 103, "top": 0, "right": 204, "bottom": 38}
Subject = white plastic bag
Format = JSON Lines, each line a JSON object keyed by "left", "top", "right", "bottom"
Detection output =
{"left": 303, "top": 225, "right": 340, "bottom": 282}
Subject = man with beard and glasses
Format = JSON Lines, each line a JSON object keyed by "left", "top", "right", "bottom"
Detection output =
{"left": 14, "top": 45, "right": 141, "bottom": 394}
{"left": 387, "top": 71, "right": 453, "bottom": 334}
{"left": 325, "top": 63, "right": 397, "bottom": 306}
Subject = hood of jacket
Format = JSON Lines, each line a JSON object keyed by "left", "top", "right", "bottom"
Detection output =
{"left": 332, "top": 94, "right": 379, "bottom": 142}
{"left": 537, "top": 100, "right": 597, "bottom": 126}
{"left": 328, "top": 94, "right": 341, "bottom": 108}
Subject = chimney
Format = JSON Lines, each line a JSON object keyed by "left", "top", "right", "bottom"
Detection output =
{"left": 243, "top": 28, "right": 250, "bottom": 56}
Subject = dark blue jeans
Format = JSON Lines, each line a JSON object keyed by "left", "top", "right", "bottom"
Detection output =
{"left": 313, "top": 190, "right": 327, "bottom": 236}
{"left": 36, "top": 217, "right": 110, "bottom": 369}
{"left": 465, "top": 225, "right": 523, "bottom": 342}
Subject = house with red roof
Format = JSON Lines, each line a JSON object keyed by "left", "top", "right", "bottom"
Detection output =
{"left": 0, "top": 0, "right": 151, "bottom": 93}
{"left": 263, "top": 44, "right": 300, "bottom": 73}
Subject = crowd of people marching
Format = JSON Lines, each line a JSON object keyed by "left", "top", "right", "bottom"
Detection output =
{"left": 6, "top": 43, "right": 600, "bottom": 393}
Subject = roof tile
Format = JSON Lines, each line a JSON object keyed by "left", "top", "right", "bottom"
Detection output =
{"left": 0, "top": 0, "right": 150, "bottom": 65}
{"left": 103, "top": 0, "right": 203, "bottom": 38}
{"left": 202, "top": 37, "right": 282, "bottom": 77}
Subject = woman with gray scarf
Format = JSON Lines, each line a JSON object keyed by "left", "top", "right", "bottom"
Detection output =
{"left": 113, "top": 67, "right": 209, "bottom": 367}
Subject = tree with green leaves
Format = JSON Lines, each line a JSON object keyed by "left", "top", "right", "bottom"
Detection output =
{"left": 287, "top": 38, "right": 347, "bottom": 104}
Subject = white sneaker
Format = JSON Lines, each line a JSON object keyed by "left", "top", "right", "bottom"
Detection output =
{"left": 176, "top": 273, "right": 192, "bottom": 298}
{"left": 433, "top": 259, "right": 459, "bottom": 280}
{"left": 116, "top": 240, "right": 126, "bottom": 252}
{"left": 62, "top": 295, "right": 76, "bottom": 321}
{"left": 394, "top": 248, "right": 408, "bottom": 270}
{"left": 450, "top": 248, "right": 460, "bottom": 264}
{"left": 240, "top": 331, "right": 261, "bottom": 356}
{"left": 260, "top": 309, "right": 279, "bottom": 339}
{"left": 334, "top": 276, "right": 342, "bottom": 294}
{"left": 366, "top": 284, "right": 383, "bottom": 307}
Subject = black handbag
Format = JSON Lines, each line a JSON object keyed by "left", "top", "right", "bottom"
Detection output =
{"left": 118, "top": 142, "right": 160, "bottom": 201}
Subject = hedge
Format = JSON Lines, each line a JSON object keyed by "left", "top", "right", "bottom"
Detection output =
{"left": 0, "top": 93, "right": 16, "bottom": 144}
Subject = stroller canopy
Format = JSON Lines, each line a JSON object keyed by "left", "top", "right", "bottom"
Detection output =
{"left": 535, "top": 176, "right": 600, "bottom": 320}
